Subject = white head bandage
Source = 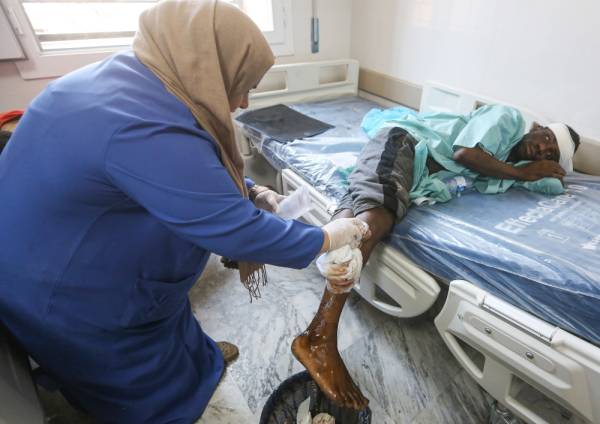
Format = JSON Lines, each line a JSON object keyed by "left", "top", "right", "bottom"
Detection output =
{"left": 548, "top": 123, "right": 576, "bottom": 172}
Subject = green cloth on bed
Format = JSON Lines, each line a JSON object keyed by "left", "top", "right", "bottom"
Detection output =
{"left": 363, "top": 104, "right": 564, "bottom": 204}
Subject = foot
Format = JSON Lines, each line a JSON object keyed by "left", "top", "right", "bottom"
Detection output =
{"left": 292, "top": 332, "right": 368, "bottom": 410}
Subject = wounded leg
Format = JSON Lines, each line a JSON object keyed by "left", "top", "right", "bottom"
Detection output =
{"left": 293, "top": 127, "right": 414, "bottom": 410}
{"left": 292, "top": 206, "right": 395, "bottom": 410}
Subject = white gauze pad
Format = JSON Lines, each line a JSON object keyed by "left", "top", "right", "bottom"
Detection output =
{"left": 316, "top": 245, "right": 363, "bottom": 293}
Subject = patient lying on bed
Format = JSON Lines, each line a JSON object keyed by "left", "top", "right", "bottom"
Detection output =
{"left": 292, "top": 104, "right": 581, "bottom": 410}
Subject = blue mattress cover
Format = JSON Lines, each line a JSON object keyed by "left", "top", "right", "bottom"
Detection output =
{"left": 238, "top": 96, "right": 600, "bottom": 346}
{"left": 245, "top": 96, "right": 380, "bottom": 201}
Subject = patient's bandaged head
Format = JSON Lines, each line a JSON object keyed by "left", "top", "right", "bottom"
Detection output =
{"left": 548, "top": 123, "right": 580, "bottom": 172}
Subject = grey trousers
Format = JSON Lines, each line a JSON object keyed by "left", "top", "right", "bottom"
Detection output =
{"left": 335, "top": 127, "right": 416, "bottom": 221}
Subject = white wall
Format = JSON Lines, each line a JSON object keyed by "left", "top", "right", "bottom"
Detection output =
{"left": 0, "top": 0, "right": 352, "bottom": 110}
{"left": 0, "top": 62, "right": 51, "bottom": 110}
{"left": 351, "top": 0, "right": 600, "bottom": 141}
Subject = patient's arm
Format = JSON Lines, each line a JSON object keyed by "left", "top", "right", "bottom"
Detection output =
{"left": 453, "top": 146, "right": 566, "bottom": 181}
{"left": 292, "top": 206, "right": 395, "bottom": 410}
{"left": 453, "top": 146, "right": 524, "bottom": 179}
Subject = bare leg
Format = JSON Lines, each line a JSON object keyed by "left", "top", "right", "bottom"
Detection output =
{"left": 292, "top": 207, "right": 395, "bottom": 410}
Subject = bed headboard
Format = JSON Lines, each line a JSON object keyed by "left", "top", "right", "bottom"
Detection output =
{"left": 235, "top": 59, "right": 358, "bottom": 156}
{"left": 247, "top": 59, "right": 359, "bottom": 109}
{"left": 420, "top": 81, "right": 600, "bottom": 176}
{"left": 420, "top": 81, "right": 547, "bottom": 131}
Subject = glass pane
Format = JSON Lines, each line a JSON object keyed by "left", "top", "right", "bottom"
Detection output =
{"left": 223, "top": 0, "right": 274, "bottom": 32}
{"left": 22, "top": 0, "right": 274, "bottom": 51}
{"left": 22, "top": 1, "right": 157, "bottom": 51}
{"left": 241, "top": 0, "right": 273, "bottom": 32}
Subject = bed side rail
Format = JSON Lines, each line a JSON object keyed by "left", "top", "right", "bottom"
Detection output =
{"left": 435, "top": 280, "right": 600, "bottom": 424}
{"left": 281, "top": 169, "right": 440, "bottom": 318}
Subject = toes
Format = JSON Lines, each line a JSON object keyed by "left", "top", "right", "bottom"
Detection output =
{"left": 339, "top": 381, "right": 360, "bottom": 410}
{"left": 346, "top": 389, "right": 361, "bottom": 410}
{"left": 327, "top": 383, "right": 347, "bottom": 409}
{"left": 328, "top": 390, "right": 341, "bottom": 406}
{"left": 355, "top": 389, "right": 369, "bottom": 409}
{"left": 352, "top": 388, "right": 367, "bottom": 410}
{"left": 341, "top": 387, "right": 355, "bottom": 408}
{"left": 349, "top": 382, "right": 368, "bottom": 410}
{"left": 357, "top": 392, "right": 369, "bottom": 409}
{"left": 338, "top": 390, "right": 353, "bottom": 409}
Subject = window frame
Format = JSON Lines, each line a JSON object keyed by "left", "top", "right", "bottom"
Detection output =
{"left": 2, "top": 0, "right": 293, "bottom": 80}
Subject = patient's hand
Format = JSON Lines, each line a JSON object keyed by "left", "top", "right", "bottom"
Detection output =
{"left": 518, "top": 160, "right": 566, "bottom": 182}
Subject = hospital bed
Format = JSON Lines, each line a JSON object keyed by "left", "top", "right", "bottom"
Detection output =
{"left": 235, "top": 60, "right": 600, "bottom": 424}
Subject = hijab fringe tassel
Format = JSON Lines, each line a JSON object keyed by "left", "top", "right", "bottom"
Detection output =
{"left": 239, "top": 263, "right": 268, "bottom": 302}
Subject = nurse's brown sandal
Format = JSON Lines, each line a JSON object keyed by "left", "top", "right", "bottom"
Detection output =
{"left": 216, "top": 341, "right": 239, "bottom": 365}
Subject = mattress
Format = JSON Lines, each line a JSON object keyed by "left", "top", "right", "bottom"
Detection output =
{"left": 237, "top": 95, "right": 600, "bottom": 346}
{"left": 393, "top": 174, "right": 600, "bottom": 346}
{"left": 244, "top": 96, "right": 381, "bottom": 201}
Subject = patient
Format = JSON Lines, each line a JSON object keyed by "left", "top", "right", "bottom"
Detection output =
{"left": 292, "top": 104, "right": 581, "bottom": 410}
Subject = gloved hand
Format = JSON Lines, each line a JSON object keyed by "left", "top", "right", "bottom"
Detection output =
{"left": 322, "top": 218, "right": 370, "bottom": 251}
{"left": 316, "top": 245, "right": 363, "bottom": 294}
{"left": 253, "top": 188, "right": 286, "bottom": 213}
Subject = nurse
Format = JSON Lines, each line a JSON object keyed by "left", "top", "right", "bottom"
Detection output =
{"left": 0, "top": 0, "right": 368, "bottom": 422}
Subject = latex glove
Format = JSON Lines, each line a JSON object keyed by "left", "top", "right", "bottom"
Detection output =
{"left": 316, "top": 245, "right": 363, "bottom": 294}
{"left": 254, "top": 189, "right": 286, "bottom": 213}
{"left": 322, "top": 218, "right": 370, "bottom": 251}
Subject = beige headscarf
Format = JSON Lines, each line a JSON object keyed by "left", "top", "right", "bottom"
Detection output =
{"left": 133, "top": 0, "right": 275, "bottom": 297}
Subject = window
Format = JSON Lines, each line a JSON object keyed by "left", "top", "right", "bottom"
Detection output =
{"left": 226, "top": 0, "right": 293, "bottom": 56}
{"left": 226, "top": 0, "right": 274, "bottom": 32}
{"left": 20, "top": 0, "right": 154, "bottom": 51}
{"left": 3, "top": 0, "right": 292, "bottom": 80}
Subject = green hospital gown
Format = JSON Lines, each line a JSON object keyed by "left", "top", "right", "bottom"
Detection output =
{"left": 371, "top": 104, "right": 563, "bottom": 204}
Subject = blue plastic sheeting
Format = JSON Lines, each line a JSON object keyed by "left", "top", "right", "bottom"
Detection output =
{"left": 242, "top": 96, "right": 392, "bottom": 200}
{"left": 239, "top": 96, "right": 600, "bottom": 346}
{"left": 391, "top": 174, "right": 600, "bottom": 347}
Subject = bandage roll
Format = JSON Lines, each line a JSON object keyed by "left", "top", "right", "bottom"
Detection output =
{"left": 316, "top": 245, "right": 363, "bottom": 293}
{"left": 548, "top": 123, "right": 575, "bottom": 172}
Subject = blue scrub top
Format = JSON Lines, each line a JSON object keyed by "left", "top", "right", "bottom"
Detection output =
{"left": 0, "top": 51, "right": 323, "bottom": 423}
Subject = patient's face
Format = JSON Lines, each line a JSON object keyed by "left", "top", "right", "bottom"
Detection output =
{"left": 514, "top": 123, "right": 560, "bottom": 162}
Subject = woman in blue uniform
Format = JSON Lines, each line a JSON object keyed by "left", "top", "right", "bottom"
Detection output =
{"left": 0, "top": 1, "right": 367, "bottom": 422}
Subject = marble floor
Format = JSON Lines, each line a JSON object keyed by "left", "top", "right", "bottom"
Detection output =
{"left": 191, "top": 256, "right": 492, "bottom": 424}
